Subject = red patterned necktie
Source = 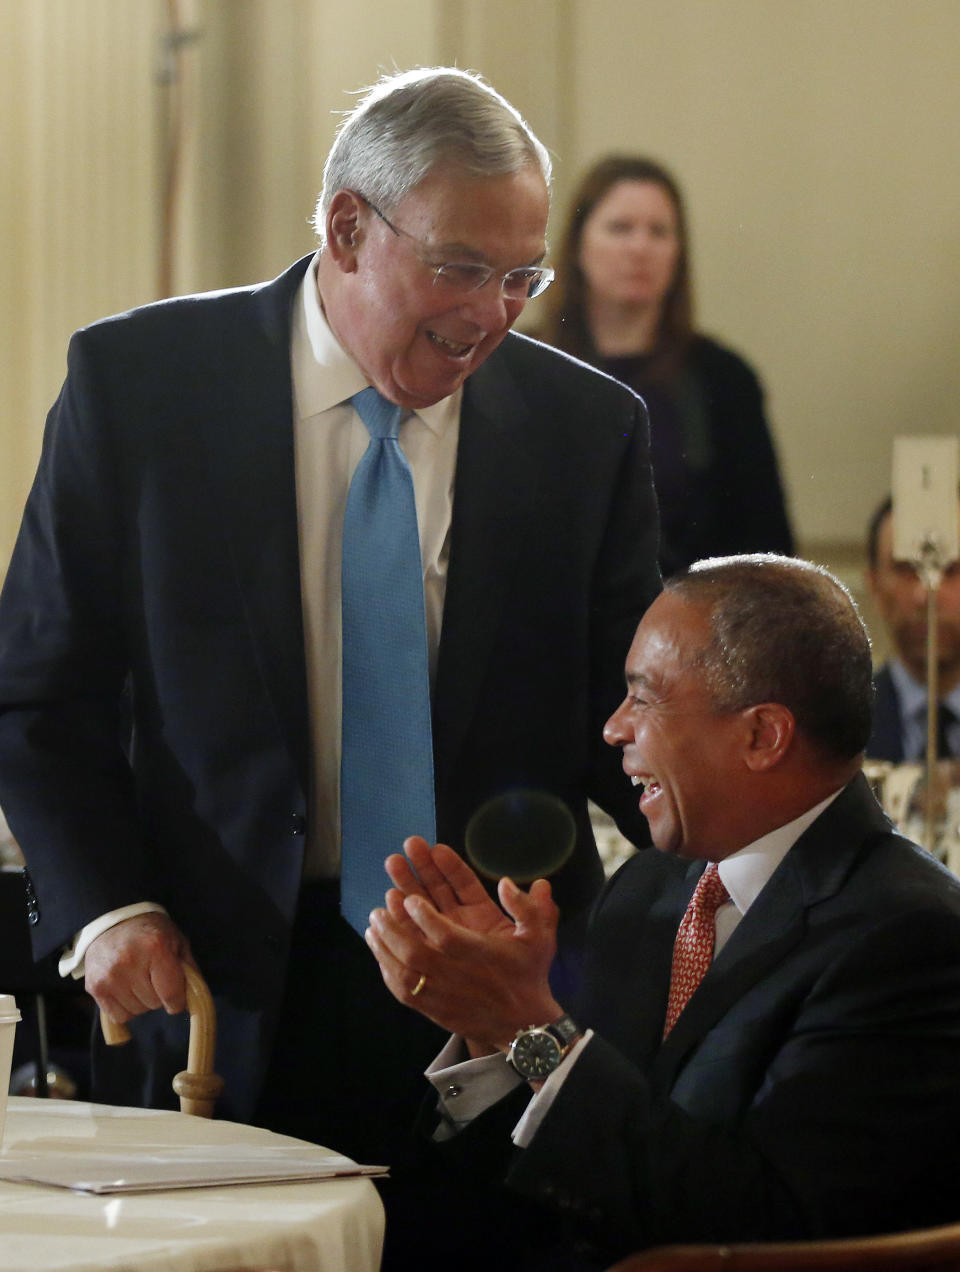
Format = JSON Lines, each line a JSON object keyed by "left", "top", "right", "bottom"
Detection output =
{"left": 663, "top": 862, "right": 729, "bottom": 1038}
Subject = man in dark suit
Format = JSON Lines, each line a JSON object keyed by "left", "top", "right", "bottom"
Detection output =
{"left": 0, "top": 67, "right": 658, "bottom": 1164}
{"left": 369, "top": 555, "right": 960, "bottom": 1268}
{"left": 865, "top": 494, "right": 960, "bottom": 761}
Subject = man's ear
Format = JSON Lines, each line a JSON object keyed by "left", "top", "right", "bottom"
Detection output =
{"left": 741, "top": 702, "right": 795, "bottom": 771}
{"left": 325, "top": 190, "right": 364, "bottom": 273}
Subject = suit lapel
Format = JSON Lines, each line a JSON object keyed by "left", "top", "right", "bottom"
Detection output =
{"left": 599, "top": 860, "right": 700, "bottom": 1066}
{"left": 197, "top": 257, "right": 313, "bottom": 793}
{"left": 654, "top": 775, "right": 893, "bottom": 1086}
{"left": 654, "top": 861, "right": 807, "bottom": 1082}
{"left": 432, "top": 346, "right": 542, "bottom": 789}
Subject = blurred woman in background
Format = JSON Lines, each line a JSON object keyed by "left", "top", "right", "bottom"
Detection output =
{"left": 536, "top": 154, "right": 793, "bottom": 573}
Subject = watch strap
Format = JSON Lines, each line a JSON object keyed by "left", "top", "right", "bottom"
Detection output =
{"left": 547, "top": 1013, "right": 580, "bottom": 1050}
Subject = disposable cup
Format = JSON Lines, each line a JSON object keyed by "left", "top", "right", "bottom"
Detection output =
{"left": 0, "top": 993, "right": 21, "bottom": 1146}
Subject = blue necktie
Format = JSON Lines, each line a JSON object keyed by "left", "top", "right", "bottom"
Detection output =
{"left": 340, "top": 386, "right": 436, "bottom": 935}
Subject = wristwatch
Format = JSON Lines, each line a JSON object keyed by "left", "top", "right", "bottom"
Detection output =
{"left": 507, "top": 1013, "right": 582, "bottom": 1081}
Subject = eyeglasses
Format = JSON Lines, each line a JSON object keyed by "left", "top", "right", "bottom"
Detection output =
{"left": 352, "top": 192, "right": 554, "bottom": 300}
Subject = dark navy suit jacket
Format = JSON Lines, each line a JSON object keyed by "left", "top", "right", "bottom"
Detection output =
{"left": 0, "top": 255, "right": 660, "bottom": 1121}
{"left": 433, "top": 776, "right": 960, "bottom": 1267}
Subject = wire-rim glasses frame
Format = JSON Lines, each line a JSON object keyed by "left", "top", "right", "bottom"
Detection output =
{"left": 350, "top": 190, "right": 554, "bottom": 301}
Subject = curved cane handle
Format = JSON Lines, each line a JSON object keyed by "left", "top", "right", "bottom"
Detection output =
{"left": 100, "top": 1008, "right": 132, "bottom": 1047}
{"left": 100, "top": 962, "right": 224, "bottom": 1117}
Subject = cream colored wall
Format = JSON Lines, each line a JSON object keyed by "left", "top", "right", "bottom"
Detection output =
{"left": 0, "top": 0, "right": 445, "bottom": 573}
{"left": 188, "top": 0, "right": 574, "bottom": 289}
{"left": 189, "top": 0, "right": 442, "bottom": 290}
{"left": 0, "top": 0, "right": 161, "bottom": 567}
{"left": 2, "top": 0, "right": 958, "bottom": 579}
{"left": 566, "top": 0, "right": 960, "bottom": 552}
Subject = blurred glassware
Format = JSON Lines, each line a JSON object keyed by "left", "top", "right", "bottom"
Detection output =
{"left": 864, "top": 759, "right": 960, "bottom": 875}
{"left": 9, "top": 1061, "right": 79, "bottom": 1100}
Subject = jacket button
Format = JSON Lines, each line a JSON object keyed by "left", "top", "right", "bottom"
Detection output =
{"left": 290, "top": 814, "right": 306, "bottom": 836}
{"left": 265, "top": 934, "right": 283, "bottom": 951}
{"left": 27, "top": 906, "right": 40, "bottom": 926}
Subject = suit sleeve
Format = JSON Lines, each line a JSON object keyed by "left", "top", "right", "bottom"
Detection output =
{"left": 505, "top": 903, "right": 960, "bottom": 1260}
{"left": 586, "top": 393, "right": 661, "bottom": 846}
{"left": 0, "top": 328, "right": 151, "bottom": 955}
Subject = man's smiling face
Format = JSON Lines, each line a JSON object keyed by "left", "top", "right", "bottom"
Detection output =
{"left": 603, "top": 591, "right": 749, "bottom": 860}
{"left": 325, "top": 164, "right": 549, "bottom": 411}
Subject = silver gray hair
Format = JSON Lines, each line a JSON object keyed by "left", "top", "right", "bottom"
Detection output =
{"left": 313, "top": 66, "right": 552, "bottom": 239}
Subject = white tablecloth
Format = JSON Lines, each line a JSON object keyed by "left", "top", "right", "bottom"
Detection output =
{"left": 0, "top": 1098, "right": 384, "bottom": 1272}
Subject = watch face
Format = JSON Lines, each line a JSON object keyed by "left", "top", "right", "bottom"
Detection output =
{"left": 512, "top": 1029, "right": 562, "bottom": 1079}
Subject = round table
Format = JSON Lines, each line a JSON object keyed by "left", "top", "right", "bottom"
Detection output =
{"left": 0, "top": 1097, "right": 384, "bottom": 1272}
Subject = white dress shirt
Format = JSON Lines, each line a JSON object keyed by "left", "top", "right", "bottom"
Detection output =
{"left": 292, "top": 253, "right": 460, "bottom": 875}
{"left": 60, "top": 253, "right": 460, "bottom": 973}
{"left": 427, "top": 786, "right": 843, "bottom": 1148}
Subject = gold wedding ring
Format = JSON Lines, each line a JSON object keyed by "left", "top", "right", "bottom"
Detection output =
{"left": 411, "top": 973, "right": 427, "bottom": 997}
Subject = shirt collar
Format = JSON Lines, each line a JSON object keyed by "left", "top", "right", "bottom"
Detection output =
{"left": 889, "top": 657, "right": 960, "bottom": 721}
{"left": 717, "top": 786, "right": 844, "bottom": 916}
{"left": 293, "top": 251, "right": 461, "bottom": 436}
{"left": 888, "top": 658, "right": 929, "bottom": 722}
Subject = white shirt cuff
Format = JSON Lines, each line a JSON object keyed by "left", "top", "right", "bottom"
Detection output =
{"left": 424, "top": 1029, "right": 594, "bottom": 1144}
{"left": 58, "top": 902, "right": 168, "bottom": 978}
{"left": 426, "top": 1035, "right": 525, "bottom": 1140}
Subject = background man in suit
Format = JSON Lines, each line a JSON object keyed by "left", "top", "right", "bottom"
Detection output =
{"left": 865, "top": 493, "right": 960, "bottom": 761}
{"left": 0, "top": 67, "right": 659, "bottom": 1165}
{"left": 369, "top": 555, "right": 960, "bottom": 1268}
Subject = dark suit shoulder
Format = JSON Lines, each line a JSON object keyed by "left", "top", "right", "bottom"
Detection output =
{"left": 492, "top": 331, "right": 648, "bottom": 414}
{"left": 57, "top": 257, "right": 312, "bottom": 440}
{"left": 845, "top": 828, "right": 960, "bottom": 918}
{"left": 764, "top": 776, "right": 960, "bottom": 946}
{"left": 73, "top": 254, "right": 312, "bottom": 354}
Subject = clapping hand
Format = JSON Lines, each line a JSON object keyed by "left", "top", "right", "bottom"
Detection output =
{"left": 384, "top": 836, "right": 514, "bottom": 937}
{"left": 366, "top": 836, "right": 563, "bottom": 1054}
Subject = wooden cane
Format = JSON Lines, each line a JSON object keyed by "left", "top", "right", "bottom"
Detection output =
{"left": 100, "top": 962, "right": 225, "bottom": 1117}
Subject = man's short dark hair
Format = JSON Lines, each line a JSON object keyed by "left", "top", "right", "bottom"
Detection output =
{"left": 665, "top": 554, "right": 873, "bottom": 762}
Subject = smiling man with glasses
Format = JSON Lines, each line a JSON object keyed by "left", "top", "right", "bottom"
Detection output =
{"left": 0, "top": 66, "right": 661, "bottom": 1197}
{"left": 318, "top": 158, "right": 553, "bottom": 411}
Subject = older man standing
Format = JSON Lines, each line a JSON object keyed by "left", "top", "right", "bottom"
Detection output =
{"left": 0, "top": 68, "right": 659, "bottom": 1163}
{"left": 369, "top": 555, "right": 960, "bottom": 1267}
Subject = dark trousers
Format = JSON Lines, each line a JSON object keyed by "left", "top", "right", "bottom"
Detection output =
{"left": 255, "top": 884, "right": 601, "bottom": 1270}
{"left": 252, "top": 881, "right": 445, "bottom": 1169}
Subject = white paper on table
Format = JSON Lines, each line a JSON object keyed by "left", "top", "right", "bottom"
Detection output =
{"left": 0, "top": 1145, "right": 389, "bottom": 1194}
